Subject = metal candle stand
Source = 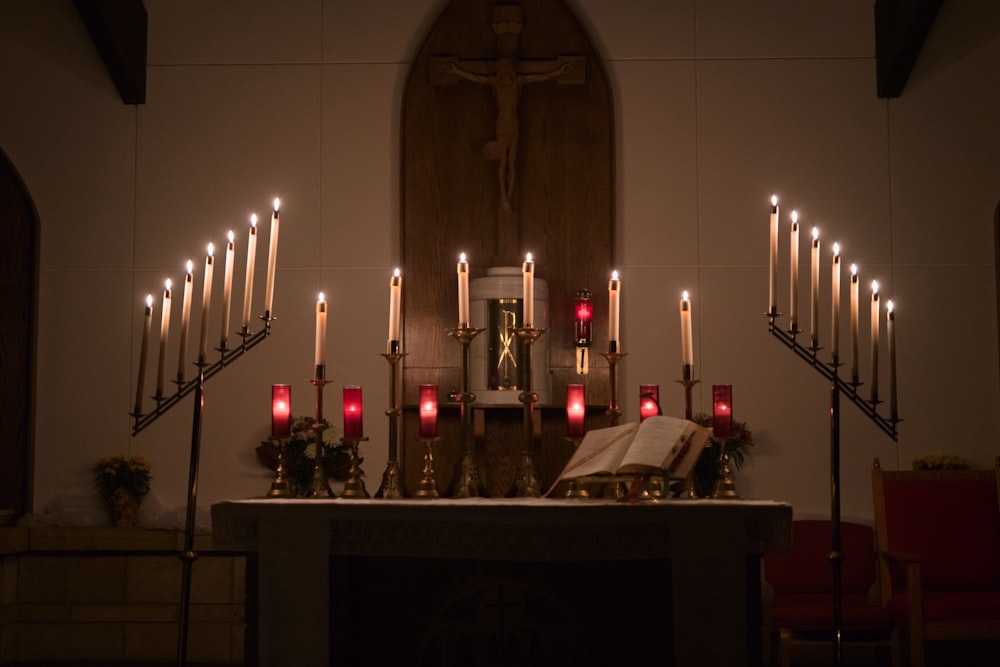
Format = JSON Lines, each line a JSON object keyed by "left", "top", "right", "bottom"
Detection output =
{"left": 514, "top": 326, "right": 546, "bottom": 497}
{"left": 415, "top": 437, "right": 441, "bottom": 498}
{"left": 304, "top": 376, "right": 335, "bottom": 498}
{"left": 376, "top": 350, "right": 407, "bottom": 498}
{"left": 447, "top": 326, "right": 484, "bottom": 497}
{"left": 130, "top": 317, "right": 274, "bottom": 667}
{"left": 676, "top": 372, "right": 701, "bottom": 499}
{"left": 602, "top": 351, "right": 626, "bottom": 426}
{"left": 563, "top": 437, "right": 589, "bottom": 498}
{"left": 340, "top": 436, "right": 370, "bottom": 499}
{"left": 768, "top": 312, "right": 899, "bottom": 666}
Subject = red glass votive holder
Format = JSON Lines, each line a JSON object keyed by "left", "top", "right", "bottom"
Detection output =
{"left": 566, "top": 383, "right": 586, "bottom": 437}
{"left": 574, "top": 290, "right": 593, "bottom": 345}
{"left": 343, "top": 385, "right": 363, "bottom": 438}
{"left": 419, "top": 384, "right": 438, "bottom": 439}
{"left": 639, "top": 384, "right": 660, "bottom": 422}
{"left": 271, "top": 384, "right": 291, "bottom": 439}
{"left": 712, "top": 384, "right": 734, "bottom": 438}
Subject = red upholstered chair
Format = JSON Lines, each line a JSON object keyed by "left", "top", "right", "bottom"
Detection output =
{"left": 872, "top": 458, "right": 1000, "bottom": 667}
{"left": 763, "top": 519, "right": 899, "bottom": 667}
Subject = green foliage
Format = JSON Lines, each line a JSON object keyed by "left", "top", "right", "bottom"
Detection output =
{"left": 282, "top": 416, "right": 351, "bottom": 495}
{"left": 690, "top": 412, "right": 755, "bottom": 497}
{"left": 93, "top": 455, "right": 152, "bottom": 500}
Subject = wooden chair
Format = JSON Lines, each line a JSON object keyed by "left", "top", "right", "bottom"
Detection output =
{"left": 871, "top": 457, "right": 1000, "bottom": 667}
{"left": 763, "top": 518, "right": 899, "bottom": 667}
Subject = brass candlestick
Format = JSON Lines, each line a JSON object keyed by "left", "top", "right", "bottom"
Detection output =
{"left": 304, "top": 376, "right": 335, "bottom": 498}
{"left": 676, "top": 374, "right": 701, "bottom": 499}
{"left": 340, "top": 436, "right": 370, "bottom": 499}
{"left": 602, "top": 350, "right": 627, "bottom": 426}
{"left": 514, "top": 326, "right": 546, "bottom": 497}
{"left": 563, "top": 437, "right": 589, "bottom": 498}
{"left": 265, "top": 438, "right": 291, "bottom": 498}
{"left": 414, "top": 437, "right": 441, "bottom": 498}
{"left": 712, "top": 438, "right": 739, "bottom": 498}
{"left": 376, "top": 349, "right": 407, "bottom": 499}
{"left": 447, "top": 326, "right": 484, "bottom": 498}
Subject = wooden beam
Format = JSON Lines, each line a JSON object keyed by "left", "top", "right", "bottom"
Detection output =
{"left": 74, "top": 0, "right": 147, "bottom": 105}
{"left": 874, "top": 0, "right": 942, "bottom": 98}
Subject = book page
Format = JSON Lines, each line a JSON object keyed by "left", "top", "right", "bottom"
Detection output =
{"left": 558, "top": 422, "right": 638, "bottom": 478}
{"left": 617, "top": 415, "right": 692, "bottom": 472}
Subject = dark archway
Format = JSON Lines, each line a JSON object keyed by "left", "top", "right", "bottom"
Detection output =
{"left": 0, "top": 147, "right": 38, "bottom": 519}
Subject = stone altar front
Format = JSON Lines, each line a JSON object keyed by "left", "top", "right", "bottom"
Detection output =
{"left": 212, "top": 498, "right": 791, "bottom": 667}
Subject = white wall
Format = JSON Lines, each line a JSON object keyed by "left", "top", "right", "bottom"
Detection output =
{"left": 1, "top": 0, "right": 997, "bottom": 523}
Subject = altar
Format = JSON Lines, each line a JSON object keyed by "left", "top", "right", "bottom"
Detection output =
{"left": 212, "top": 498, "right": 791, "bottom": 667}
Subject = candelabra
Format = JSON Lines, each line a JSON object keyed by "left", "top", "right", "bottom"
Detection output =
{"left": 339, "top": 437, "right": 369, "bottom": 498}
{"left": 447, "top": 326, "right": 484, "bottom": 497}
{"left": 304, "top": 377, "right": 335, "bottom": 498}
{"left": 414, "top": 437, "right": 441, "bottom": 498}
{"left": 514, "top": 326, "right": 546, "bottom": 497}
{"left": 768, "top": 311, "right": 899, "bottom": 666}
{"left": 376, "top": 350, "right": 406, "bottom": 498}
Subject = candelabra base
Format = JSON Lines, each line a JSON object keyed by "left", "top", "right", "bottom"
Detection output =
{"left": 340, "top": 438, "right": 369, "bottom": 499}
{"left": 414, "top": 438, "right": 440, "bottom": 499}
{"left": 304, "top": 461, "right": 334, "bottom": 499}
{"left": 514, "top": 450, "right": 542, "bottom": 497}
{"left": 451, "top": 451, "right": 482, "bottom": 498}
{"left": 712, "top": 445, "right": 739, "bottom": 499}
{"left": 265, "top": 440, "right": 292, "bottom": 498}
{"left": 376, "top": 459, "right": 405, "bottom": 499}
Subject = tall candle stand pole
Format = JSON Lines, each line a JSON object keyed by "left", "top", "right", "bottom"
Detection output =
{"left": 340, "top": 436, "right": 370, "bottom": 499}
{"left": 305, "top": 375, "right": 334, "bottom": 498}
{"left": 602, "top": 351, "right": 627, "bottom": 426}
{"left": 675, "top": 370, "right": 701, "bottom": 498}
{"left": 514, "top": 326, "right": 546, "bottom": 497}
{"left": 377, "top": 349, "right": 407, "bottom": 498}
{"left": 768, "top": 311, "right": 899, "bottom": 667}
{"left": 447, "top": 326, "right": 484, "bottom": 498}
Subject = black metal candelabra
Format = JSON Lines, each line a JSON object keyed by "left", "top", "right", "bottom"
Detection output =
{"left": 768, "top": 312, "right": 899, "bottom": 667}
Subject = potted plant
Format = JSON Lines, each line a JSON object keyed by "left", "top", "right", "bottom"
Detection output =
{"left": 93, "top": 455, "right": 152, "bottom": 527}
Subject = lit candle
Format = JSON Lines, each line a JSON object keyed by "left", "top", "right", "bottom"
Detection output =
{"left": 419, "top": 384, "right": 438, "bottom": 438}
{"left": 850, "top": 264, "right": 859, "bottom": 383}
{"left": 134, "top": 294, "right": 153, "bottom": 415}
{"left": 887, "top": 300, "right": 897, "bottom": 420}
{"left": 343, "top": 386, "right": 363, "bottom": 438}
{"left": 176, "top": 260, "right": 194, "bottom": 382}
{"left": 522, "top": 252, "right": 535, "bottom": 328}
{"left": 219, "top": 230, "right": 235, "bottom": 350}
{"left": 314, "top": 292, "right": 327, "bottom": 379}
{"left": 271, "top": 384, "right": 291, "bottom": 439}
{"left": 387, "top": 267, "right": 402, "bottom": 352}
{"left": 566, "top": 383, "right": 586, "bottom": 437}
{"left": 680, "top": 290, "right": 693, "bottom": 379}
{"left": 870, "top": 280, "right": 880, "bottom": 402}
{"left": 457, "top": 253, "right": 469, "bottom": 327}
{"left": 639, "top": 384, "right": 660, "bottom": 422}
{"left": 608, "top": 270, "right": 621, "bottom": 353}
{"left": 198, "top": 243, "right": 214, "bottom": 363}
{"left": 263, "top": 198, "right": 280, "bottom": 318}
{"left": 831, "top": 243, "right": 841, "bottom": 364}
{"left": 242, "top": 213, "right": 258, "bottom": 331}
{"left": 789, "top": 211, "right": 799, "bottom": 330}
{"left": 810, "top": 227, "right": 820, "bottom": 348}
{"left": 712, "top": 385, "right": 734, "bottom": 438}
{"left": 156, "top": 278, "right": 172, "bottom": 398}
{"left": 768, "top": 195, "right": 779, "bottom": 314}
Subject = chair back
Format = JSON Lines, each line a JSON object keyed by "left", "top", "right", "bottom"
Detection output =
{"left": 872, "top": 459, "right": 1000, "bottom": 589}
{"left": 764, "top": 519, "right": 877, "bottom": 596}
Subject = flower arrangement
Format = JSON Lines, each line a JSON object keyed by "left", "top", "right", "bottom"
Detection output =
{"left": 93, "top": 454, "right": 152, "bottom": 500}
{"left": 256, "top": 416, "right": 350, "bottom": 496}
{"left": 690, "top": 413, "right": 755, "bottom": 497}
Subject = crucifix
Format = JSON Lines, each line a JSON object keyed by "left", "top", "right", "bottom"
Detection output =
{"left": 433, "top": 3, "right": 585, "bottom": 265}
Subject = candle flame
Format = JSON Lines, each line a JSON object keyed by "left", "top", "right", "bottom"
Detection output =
{"left": 227, "top": 230, "right": 235, "bottom": 243}
{"left": 146, "top": 294, "right": 153, "bottom": 308}
{"left": 887, "top": 300, "right": 894, "bottom": 313}
{"left": 871, "top": 280, "right": 879, "bottom": 294}
{"left": 525, "top": 252, "right": 533, "bottom": 262}
{"left": 459, "top": 252, "right": 467, "bottom": 262}
{"left": 318, "top": 292, "right": 326, "bottom": 302}
{"left": 771, "top": 195, "right": 778, "bottom": 207}
{"left": 611, "top": 270, "right": 619, "bottom": 281}
{"left": 851, "top": 264, "right": 858, "bottom": 276}
{"left": 250, "top": 213, "right": 257, "bottom": 227}
{"left": 833, "top": 242, "right": 840, "bottom": 256}
{"left": 165, "top": 278, "right": 172, "bottom": 290}
{"left": 207, "top": 242, "right": 214, "bottom": 257}
{"left": 791, "top": 210, "right": 798, "bottom": 224}
{"left": 273, "top": 197, "right": 280, "bottom": 212}
{"left": 682, "top": 290, "right": 689, "bottom": 300}
{"left": 186, "top": 260, "right": 193, "bottom": 274}
{"left": 393, "top": 267, "right": 401, "bottom": 277}
{"left": 812, "top": 227, "right": 819, "bottom": 241}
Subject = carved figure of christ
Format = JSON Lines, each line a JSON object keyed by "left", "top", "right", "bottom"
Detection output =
{"left": 442, "top": 57, "right": 574, "bottom": 212}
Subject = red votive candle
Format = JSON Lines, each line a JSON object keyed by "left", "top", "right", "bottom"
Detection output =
{"left": 419, "top": 384, "right": 438, "bottom": 438}
{"left": 343, "top": 386, "right": 363, "bottom": 438}
{"left": 566, "top": 383, "right": 586, "bottom": 437}
{"left": 639, "top": 384, "right": 660, "bottom": 422}
{"left": 271, "top": 384, "right": 291, "bottom": 439}
{"left": 712, "top": 384, "right": 734, "bottom": 438}
{"left": 574, "top": 290, "right": 593, "bottom": 345}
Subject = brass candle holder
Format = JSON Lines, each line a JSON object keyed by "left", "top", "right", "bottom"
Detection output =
{"left": 339, "top": 436, "right": 370, "bottom": 499}
{"left": 376, "top": 349, "right": 407, "bottom": 499}
{"left": 414, "top": 436, "right": 441, "bottom": 498}
{"left": 514, "top": 326, "right": 546, "bottom": 497}
{"left": 676, "top": 373, "right": 701, "bottom": 499}
{"left": 563, "top": 437, "right": 589, "bottom": 498}
{"left": 265, "top": 437, "right": 291, "bottom": 498}
{"left": 602, "top": 350, "right": 627, "bottom": 426}
{"left": 304, "top": 376, "right": 335, "bottom": 498}
{"left": 712, "top": 438, "right": 739, "bottom": 499}
{"left": 447, "top": 326, "right": 485, "bottom": 498}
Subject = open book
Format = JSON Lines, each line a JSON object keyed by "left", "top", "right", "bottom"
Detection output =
{"left": 555, "top": 415, "right": 712, "bottom": 481}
